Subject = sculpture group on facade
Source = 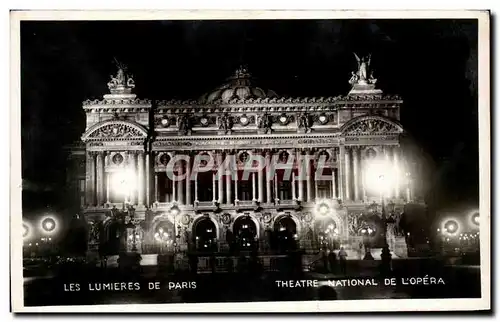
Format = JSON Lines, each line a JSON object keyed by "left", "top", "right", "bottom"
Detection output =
{"left": 349, "top": 53, "right": 377, "bottom": 86}
{"left": 257, "top": 113, "right": 273, "bottom": 133}
{"left": 297, "top": 112, "right": 312, "bottom": 133}
{"left": 178, "top": 115, "right": 192, "bottom": 135}
{"left": 218, "top": 113, "right": 233, "bottom": 134}
{"left": 107, "top": 60, "right": 136, "bottom": 93}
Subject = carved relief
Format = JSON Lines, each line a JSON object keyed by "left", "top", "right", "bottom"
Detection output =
{"left": 297, "top": 113, "right": 312, "bottom": 133}
{"left": 221, "top": 213, "right": 232, "bottom": 225}
{"left": 257, "top": 113, "right": 273, "bottom": 133}
{"left": 218, "top": 113, "right": 233, "bottom": 133}
{"left": 197, "top": 115, "right": 216, "bottom": 127}
{"left": 180, "top": 214, "right": 191, "bottom": 226}
{"left": 178, "top": 115, "right": 192, "bottom": 135}
{"left": 89, "top": 123, "right": 146, "bottom": 139}
{"left": 344, "top": 119, "right": 399, "bottom": 135}
{"left": 237, "top": 114, "right": 254, "bottom": 126}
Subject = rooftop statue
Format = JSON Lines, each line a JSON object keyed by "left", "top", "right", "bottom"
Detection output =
{"left": 349, "top": 53, "right": 377, "bottom": 86}
{"left": 107, "top": 60, "right": 135, "bottom": 94}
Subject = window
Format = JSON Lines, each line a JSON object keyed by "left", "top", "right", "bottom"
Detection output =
{"left": 316, "top": 168, "right": 333, "bottom": 199}
{"left": 198, "top": 172, "right": 213, "bottom": 202}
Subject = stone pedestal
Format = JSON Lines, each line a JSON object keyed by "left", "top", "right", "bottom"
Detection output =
{"left": 348, "top": 83, "right": 383, "bottom": 96}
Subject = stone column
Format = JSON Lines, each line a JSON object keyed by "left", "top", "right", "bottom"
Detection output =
{"left": 292, "top": 172, "right": 296, "bottom": 200}
{"left": 177, "top": 163, "right": 184, "bottom": 204}
{"left": 186, "top": 156, "right": 192, "bottom": 205}
{"left": 266, "top": 152, "right": 272, "bottom": 203}
{"left": 337, "top": 147, "right": 344, "bottom": 201}
{"left": 146, "top": 153, "right": 150, "bottom": 206}
{"left": 128, "top": 152, "right": 136, "bottom": 205}
{"left": 96, "top": 152, "right": 104, "bottom": 206}
{"left": 194, "top": 173, "right": 199, "bottom": 203}
{"left": 297, "top": 151, "right": 304, "bottom": 202}
{"left": 314, "top": 167, "right": 319, "bottom": 200}
{"left": 393, "top": 147, "right": 401, "bottom": 199}
{"left": 154, "top": 172, "right": 159, "bottom": 203}
{"left": 226, "top": 170, "right": 232, "bottom": 205}
{"left": 306, "top": 152, "right": 312, "bottom": 202}
{"left": 86, "top": 152, "right": 96, "bottom": 206}
{"left": 384, "top": 146, "right": 392, "bottom": 199}
{"left": 352, "top": 147, "right": 360, "bottom": 201}
{"left": 85, "top": 151, "right": 92, "bottom": 206}
{"left": 234, "top": 170, "right": 239, "bottom": 203}
{"left": 218, "top": 161, "right": 224, "bottom": 204}
{"left": 137, "top": 152, "right": 145, "bottom": 206}
{"left": 344, "top": 147, "right": 351, "bottom": 201}
{"left": 106, "top": 172, "right": 110, "bottom": 204}
{"left": 258, "top": 155, "right": 264, "bottom": 202}
{"left": 331, "top": 169, "right": 337, "bottom": 199}
{"left": 361, "top": 149, "right": 367, "bottom": 202}
{"left": 252, "top": 172, "right": 257, "bottom": 201}
{"left": 212, "top": 172, "right": 217, "bottom": 203}
{"left": 274, "top": 173, "right": 279, "bottom": 203}
{"left": 172, "top": 167, "right": 177, "bottom": 202}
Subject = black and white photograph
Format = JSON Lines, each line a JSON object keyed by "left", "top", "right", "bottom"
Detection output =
{"left": 10, "top": 10, "right": 490, "bottom": 312}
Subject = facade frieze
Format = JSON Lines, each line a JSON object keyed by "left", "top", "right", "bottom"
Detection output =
{"left": 151, "top": 134, "right": 342, "bottom": 151}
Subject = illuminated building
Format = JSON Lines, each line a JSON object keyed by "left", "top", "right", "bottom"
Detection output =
{"left": 69, "top": 59, "right": 426, "bottom": 260}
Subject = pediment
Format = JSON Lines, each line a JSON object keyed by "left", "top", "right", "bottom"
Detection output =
{"left": 341, "top": 116, "right": 403, "bottom": 136}
{"left": 82, "top": 121, "right": 148, "bottom": 142}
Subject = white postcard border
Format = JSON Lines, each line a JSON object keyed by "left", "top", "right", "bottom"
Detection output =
{"left": 9, "top": 9, "right": 491, "bottom": 313}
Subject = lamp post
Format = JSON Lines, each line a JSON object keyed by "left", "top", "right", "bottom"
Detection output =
{"left": 154, "top": 226, "right": 173, "bottom": 254}
{"left": 170, "top": 204, "right": 181, "bottom": 254}
{"left": 360, "top": 226, "right": 375, "bottom": 260}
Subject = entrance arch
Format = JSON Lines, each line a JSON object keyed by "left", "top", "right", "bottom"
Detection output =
{"left": 233, "top": 215, "right": 258, "bottom": 251}
{"left": 273, "top": 215, "right": 298, "bottom": 252}
{"left": 193, "top": 216, "right": 217, "bottom": 252}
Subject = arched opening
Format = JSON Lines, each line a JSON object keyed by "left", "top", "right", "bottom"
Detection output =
{"left": 100, "top": 220, "right": 122, "bottom": 256}
{"left": 273, "top": 216, "right": 298, "bottom": 253}
{"left": 233, "top": 216, "right": 258, "bottom": 251}
{"left": 193, "top": 217, "right": 217, "bottom": 252}
{"left": 314, "top": 217, "right": 340, "bottom": 251}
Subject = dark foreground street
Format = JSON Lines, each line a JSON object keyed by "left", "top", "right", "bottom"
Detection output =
{"left": 23, "top": 258, "right": 481, "bottom": 307}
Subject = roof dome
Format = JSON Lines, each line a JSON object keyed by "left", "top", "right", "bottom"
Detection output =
{"left": 199, "top": 66, "right": 279, "bottom": 103}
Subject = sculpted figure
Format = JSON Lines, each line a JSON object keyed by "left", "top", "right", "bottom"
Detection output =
{"left": 219, "top": 114, "right": 232, "bottom": 133}
{"left": 257, "top": 113, "right": 272, "bottom": 133}
{"left": 297, "top": 113, "right": 311, "bottom": 132}
{"left": 350, "top": 53, "right": 377, "bottom": 85}
{"left": 178, "top": 115, "right": 190, "bottom": 134}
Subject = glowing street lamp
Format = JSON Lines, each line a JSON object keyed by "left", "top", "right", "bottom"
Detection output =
{"left": 42, "top": 218, "right": 55, "bottom": 232}
{"left": 22, "top": 223, "right": 30, "bottom": 239}
{"left": 111, "top": 170, "right": 137, "bottom": 207}
{"left": 318, "top": 203, "right": 329, "bottom": 216}
{"left": 41, "top": 217, "right": 56, "bottom": 233}
{"left": 444, "top": 220, "right": 459, "bottom": 235}
{"left": 471, "top": 211, "right": 480, "bottom": 226}
{"left": 360, "top": 225, "right": 376, "bottom": 260}
{"left": 155, "top": 225, "right": 173, "bottom": 253}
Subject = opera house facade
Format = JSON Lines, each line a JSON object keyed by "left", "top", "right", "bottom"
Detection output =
{"left": 69, "top": 58, "right": 424, "bottom": 263}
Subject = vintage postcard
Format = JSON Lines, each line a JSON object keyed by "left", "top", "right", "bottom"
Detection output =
{"left": 10, "top": 10, "right": 490, "bottom": 312}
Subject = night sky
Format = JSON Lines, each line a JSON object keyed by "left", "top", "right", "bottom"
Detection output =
{"left": 20, "top": 19, "right": 479, "bottom": 213}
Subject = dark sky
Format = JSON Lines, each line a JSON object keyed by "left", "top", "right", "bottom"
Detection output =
{"left": 20, "top": 19, "right": 479, "bottom": 211}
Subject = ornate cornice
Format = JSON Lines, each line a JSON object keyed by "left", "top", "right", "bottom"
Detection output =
{"left": 151, "top": 134, "right": 341, "bottom": 151}
{"left": 82, "top": 98, "right": 152, "bottom": 110}
{"left": 154, "top": 95, "right": 402, "bottom": 112}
